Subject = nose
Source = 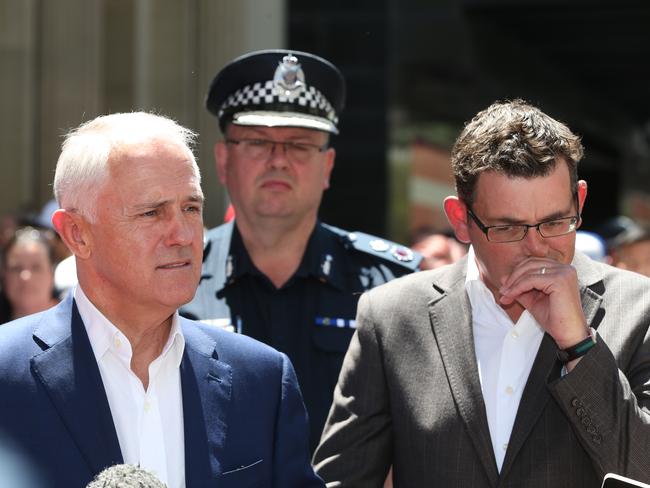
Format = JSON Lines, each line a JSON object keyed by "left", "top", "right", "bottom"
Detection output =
{"left": 19, "top": 270, "right": 32, "bottom": 281}
{"left": 266, "top": 142, "right": 290, "bottom": 170}
{"left": 165, "top": 210, "right": 196, "bottom": 247}
{"left": 522, "top": 226, "right": 549, "bottom": 257}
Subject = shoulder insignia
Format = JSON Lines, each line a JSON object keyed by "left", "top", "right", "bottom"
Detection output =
{"left": 323, "top": 224, "right": 422, "bottom": 271}
{"left": 369, "top": 239, "right": 390, "bottom": 252}
{"left": 391, "top": 245, "right": 414, "bottom": 262}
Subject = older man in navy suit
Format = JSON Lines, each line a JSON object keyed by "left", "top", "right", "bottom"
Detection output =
{"left": 0, "top": 112, "right": 322, "bottom": 488}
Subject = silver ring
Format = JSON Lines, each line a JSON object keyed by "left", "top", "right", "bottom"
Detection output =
{"left": 540, "top": 266, "right": 547, "bottom": 275}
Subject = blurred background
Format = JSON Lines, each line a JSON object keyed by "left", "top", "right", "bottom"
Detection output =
{"left": 1, "top": 0, "right": 649, "bottom": 244}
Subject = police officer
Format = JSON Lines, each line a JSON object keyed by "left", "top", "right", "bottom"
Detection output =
{"left": 181, "top": 49, "right": 421, "bottom": 450}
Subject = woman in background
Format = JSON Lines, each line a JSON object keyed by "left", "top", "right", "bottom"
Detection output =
{"left": 0, "top": 227, "right": 59, "bottom": 323}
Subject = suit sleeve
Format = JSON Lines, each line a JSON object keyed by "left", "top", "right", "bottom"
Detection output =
{"left": 549, "top": 288, "right": 650, "bottom": 482}
{"left": 313, "top": 292, "right": 393, "bottom": 487}
{"left": 272, "top": 353, "right": 325, "bottom": 487}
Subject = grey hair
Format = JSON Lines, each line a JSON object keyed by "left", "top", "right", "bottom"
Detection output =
{"left": 53, "top": 112, "right": 199, "bottom": 222}
{"left": 85, "top": 464, "right": 167, "bottom": 487}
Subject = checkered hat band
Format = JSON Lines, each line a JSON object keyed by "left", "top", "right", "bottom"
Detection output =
{"left": 219, "top": 80, "right": 338, "bottom": 124}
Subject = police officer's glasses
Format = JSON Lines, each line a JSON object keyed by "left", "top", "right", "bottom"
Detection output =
{"left": 466, "top": 206, "right": 580, "bottom": 243}
{"left": 226, "top": 138, "right": 328, "bottom": 163}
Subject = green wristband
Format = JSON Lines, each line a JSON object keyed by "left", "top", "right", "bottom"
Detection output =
{"left": 557, "top": 334, "right": 596, "bottom": 363}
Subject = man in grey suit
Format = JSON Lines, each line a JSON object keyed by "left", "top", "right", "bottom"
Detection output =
{"left": 313, "top": 100, "right": 650, "bottom": 487}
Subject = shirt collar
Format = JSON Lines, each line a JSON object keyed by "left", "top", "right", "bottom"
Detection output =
{"left": 74, "top": 285, "right": 185, "bottom": 367}
{"left": 225, "top": 221, "right": 347, "bottom": 290}
{"left": 465, "top": 245, "right": 507, "bottom": 308}
{"left": 286, "top": 221, "right": 348, "bottom": 290}
{"left": 465, "top": 245, "right": 481, "bottom": 283}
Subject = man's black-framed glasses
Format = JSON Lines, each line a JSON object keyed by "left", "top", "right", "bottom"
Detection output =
{"left": 225, "top": 138, "right": 328, "bottom": 163}
{"left": 466, "top": 196, "right": 581, "bottom": 243}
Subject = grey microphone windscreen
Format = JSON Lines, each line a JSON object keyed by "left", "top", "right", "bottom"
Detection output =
{"left": 86, "top": 464, "right": 167, "bottom": 488}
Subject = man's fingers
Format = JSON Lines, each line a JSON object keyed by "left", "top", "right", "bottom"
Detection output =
{"left": 499, "top": 268, "right": 554, "bottom": 299}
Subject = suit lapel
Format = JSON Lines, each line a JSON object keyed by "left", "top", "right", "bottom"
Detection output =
{"left": 575, "top": 252, "right": 605, "bottom": 332}
{"left": 31, "top": 297, "right": 123, "bottom": 474}
{"left": 429, "top": 261, "right": 500, "bottom": 487}
{"left": 181, "top": 321, "right": 233, "bottom": 486}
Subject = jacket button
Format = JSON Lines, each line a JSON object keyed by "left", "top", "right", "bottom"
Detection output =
{"left": 586, "top": 425, "right": 597, "bottom": 434}
{"left": 571, "top": 398, "right": 581, "bottom": 408}
{"left": 581, "top": 417, "right": 591, "bottom": 426}
{"left": 592, "top": 434, "right": 602, "bottom": 444}
{"left": 576, "top": 407, "right": 585, "bottom": 417}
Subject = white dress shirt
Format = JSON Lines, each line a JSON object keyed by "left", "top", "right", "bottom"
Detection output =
{"left": 465, "top": 247, "right": 544, "bottom": 472}
{"left": 74, "top": 286, "right": 186, "bottom": 488}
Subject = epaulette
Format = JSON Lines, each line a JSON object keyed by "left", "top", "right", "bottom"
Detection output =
{"left": 324, "top": 224, "right": 422, "bottom": 271}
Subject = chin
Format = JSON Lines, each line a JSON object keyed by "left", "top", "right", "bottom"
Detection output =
{"left": 179, "top": 288, "right": 200, "bottom": 306}
{"left": 157, "top": 285, "right": 199, "bottom": 309}
{"left": 256, "top": 203, "right": 292, "bottom": 216}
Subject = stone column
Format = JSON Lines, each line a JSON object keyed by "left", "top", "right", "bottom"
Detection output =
{"left": 0, "top": 0, "right": 37, "bottom": 216}
{"left": 37, "top": 0, "right": 103, "bottom": 208}
{"left": 133, "top": 0, "right": 286, "bottom": 227}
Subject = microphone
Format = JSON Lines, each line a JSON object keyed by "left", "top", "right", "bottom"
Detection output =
{"left": 86, "top": 464, "right": 167, "bottom": 487}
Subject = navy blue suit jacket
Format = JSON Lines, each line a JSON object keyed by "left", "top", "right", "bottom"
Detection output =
{"left": 0, "top": 295, "right": 323, "bottom": 488}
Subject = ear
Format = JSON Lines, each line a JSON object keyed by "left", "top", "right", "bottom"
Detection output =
{"left": 51, "top": 209, "right": 92, "bottom": 259}
{"left": 322, "top": 148, "right": 336, "bottom": 190}
{"left": 443, "top": 196, "right": 471, "bottom": 244}
{"left": 577, "top": 179, "right": 588, "bottom": 216}
{"left": 215, "top": 141, "right": 229, "bottom": 185}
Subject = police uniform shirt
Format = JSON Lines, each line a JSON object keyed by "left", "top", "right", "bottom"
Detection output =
{"left": 181, "top": 221, "right": 420, "bottom": 450}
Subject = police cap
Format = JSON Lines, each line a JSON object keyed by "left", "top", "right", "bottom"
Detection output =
{"left": 206, "top": 49, "right": 345, "bottom": 134}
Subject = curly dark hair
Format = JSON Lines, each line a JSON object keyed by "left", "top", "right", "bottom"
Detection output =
{"left": 451, "top": 99, "right": 584, "bottom": 206}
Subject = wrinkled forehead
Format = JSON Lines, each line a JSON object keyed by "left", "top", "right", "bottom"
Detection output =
{"left": 110, "top": 136, "right": 194, "bottom": 160}
{"left": 99, "top": 141, "right": 201, "bottom": 207}
{"left": 107, "top": 138, "right": 198, "bottom": 177}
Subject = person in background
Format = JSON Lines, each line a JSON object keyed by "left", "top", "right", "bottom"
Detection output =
{"left": 34, "top": 198, "right": 74, "bottom": 266}
{"left": 598, "top": 216, "right": 650, "bottom": 277}
{"left": 1, "top": 226, "right": 59, "bottom": 323}
{"left": 0, "top": 112, "right": 322, "bottom": 488}
{"left": 411, "top": 229, "right": 467, "bottom": 270}
{"left": 611, "top": 231, "right": 650, "bottom": 277}
{"left": 0, "top": 213, "right": 19, "bottom": 249}
{"left": 0, "top": 215, "right": 22, "bottom": 320}
{"left": 314, "top": 100, "right": 650, "bottom": 486}
{"left": 574, "top": 230, "right": 607, "bottom": 263}
{"left": 181, "top": 49, "right": 421, "bottom": 450}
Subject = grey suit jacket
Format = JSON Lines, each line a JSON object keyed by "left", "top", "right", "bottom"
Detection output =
{"left": 313, "top": 252, "right": 650, "bottom": 487}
